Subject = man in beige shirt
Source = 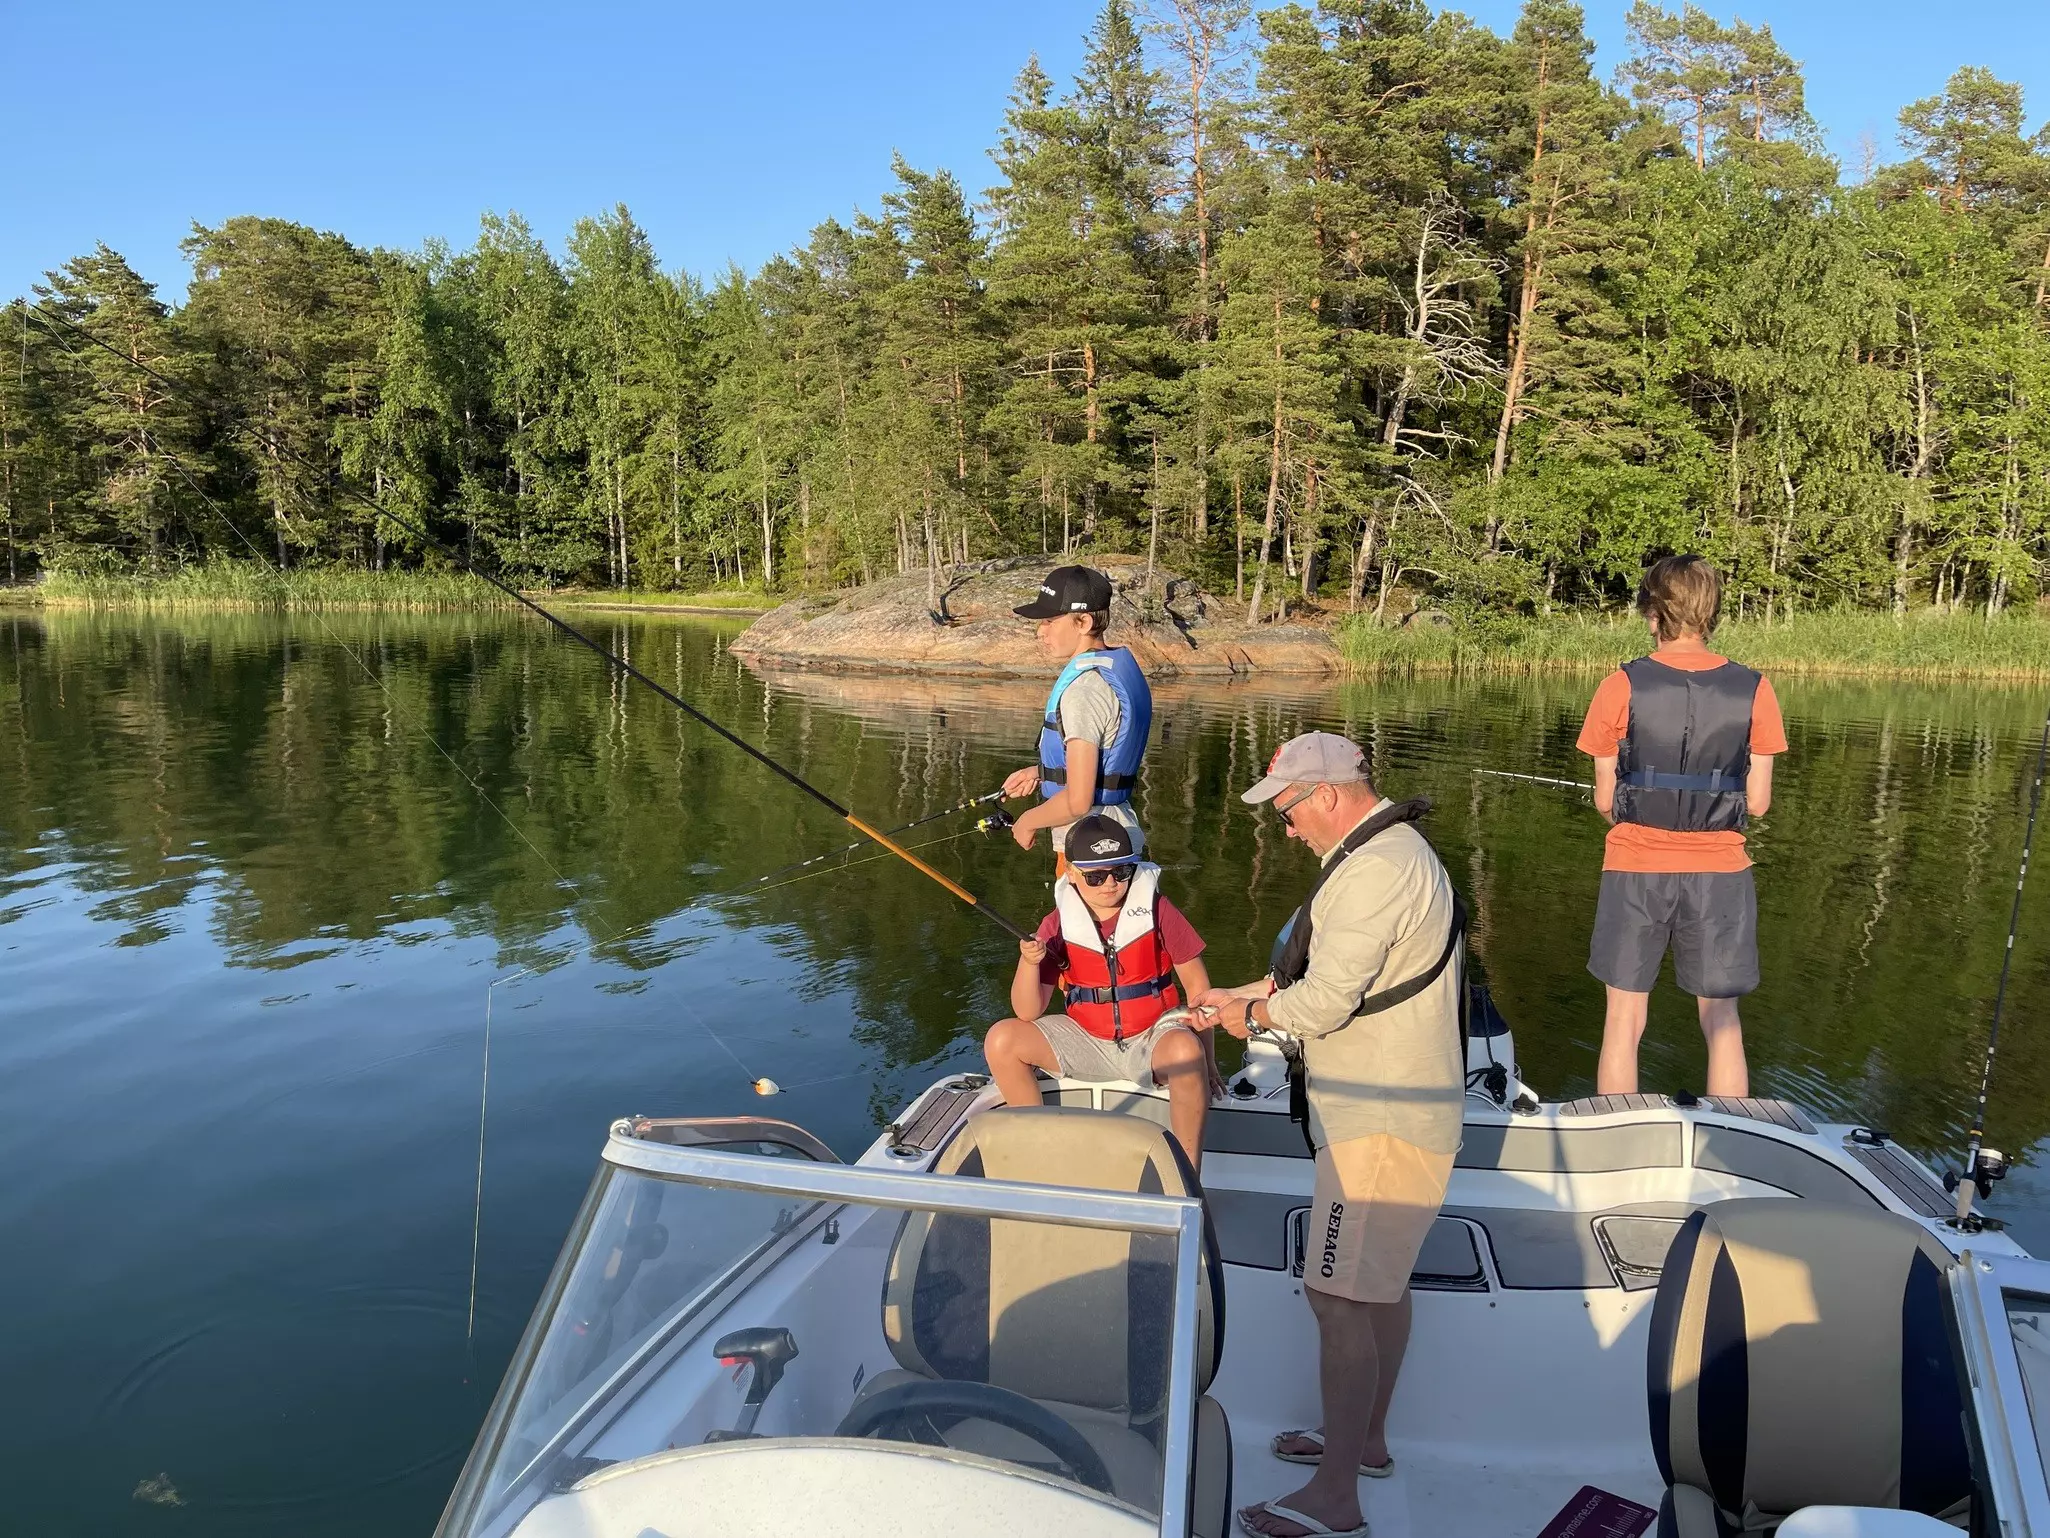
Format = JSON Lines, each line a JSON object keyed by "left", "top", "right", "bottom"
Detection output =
{"left": 1197, "top": 733, "right": 1464, "bottom": 1538}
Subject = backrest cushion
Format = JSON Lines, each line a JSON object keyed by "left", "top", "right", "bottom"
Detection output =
{"left": 1647, "top": 1198, "right": 1970, "bottom": 1521}
{"left": 883, "top": 1107, "right": 1221, "bottom": 1414}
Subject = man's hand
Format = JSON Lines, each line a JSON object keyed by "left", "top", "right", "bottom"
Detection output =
{"left": 1019, "top": 936, "right": 1047, "bottom": 965}
{"left": 1011, "top": 818, "right": 1038, "bottom": 851}
{"left": 1003, "top": 765, "right": 1042, "bottom": 800}
{"left": 1194, "top": 987, "right": 1254, "bottom": 1039}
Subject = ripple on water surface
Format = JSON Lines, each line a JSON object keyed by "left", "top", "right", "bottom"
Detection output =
{"left": 93, "top": 1284, "right": 492, "bottom": 1524}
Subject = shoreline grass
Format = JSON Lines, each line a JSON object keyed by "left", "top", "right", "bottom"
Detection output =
{"left": 12, "top": 566, "right": 2050, "bottom": 681}
{"left": 1337, "top": 609, "right": 2050, "bottom": 681}
{"left": 16, "top": 564, "right": 508, "bottom": 612}
{"left": 542, "top": 587, "right": 771, "bottom": 612}
{"left": 3, "top": 566, "right": 775, "bottom": 615}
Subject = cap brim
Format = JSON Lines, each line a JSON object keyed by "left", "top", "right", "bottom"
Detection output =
{"left": 1240, "top": 774, "right": 1292, "bottom": 805}
{"left": 1067, "top": 856, "right": 1134, "bottom": 870}
{"left": 1013, "top": 599, "right": 1064, "bottom": 619}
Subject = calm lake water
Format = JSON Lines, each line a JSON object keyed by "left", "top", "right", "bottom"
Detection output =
{"left": 7, "top": 608, "right": 2050, "bottom": 1534}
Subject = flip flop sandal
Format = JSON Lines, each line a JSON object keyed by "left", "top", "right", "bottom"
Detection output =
{"left": 1270, "top": 1429, "right": 1395, "bottom": 1477}
{"left": 1236, "top": 1497, "right": 1371, "bottom": 1538}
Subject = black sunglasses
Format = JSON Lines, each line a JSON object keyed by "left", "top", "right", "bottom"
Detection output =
{"left": 1078, "top": 864, "right": 1137, "bottom": 887}
{"left": 1274, "top": 785, "right": 1318, "bottom": 825}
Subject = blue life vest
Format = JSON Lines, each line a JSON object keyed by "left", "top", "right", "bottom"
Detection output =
{"left": 1037, "top": 647, "right": 1153, "bottom": 807}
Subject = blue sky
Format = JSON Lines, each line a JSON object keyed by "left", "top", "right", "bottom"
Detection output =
{"left": 7, "top": 0, "right": 2046, "bottom": 304}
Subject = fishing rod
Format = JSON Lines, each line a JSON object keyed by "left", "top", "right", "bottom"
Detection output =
{"left": 17, "top": 298, "right": 1030, "bottom": 943}
{"left": 1471, "top": 768, "right": 1594, "bottom": 793}
{"left": 731, "top": 791, "right": 1010, "bottom": 895}
{"left": 1948, "top": 697, "right": 2050, "bottom": 1229}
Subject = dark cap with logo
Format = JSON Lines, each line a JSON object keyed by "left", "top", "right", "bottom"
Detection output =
{"left": 1063, "top": 814, "right": 1136, "bottom": 868}
{"left": 1014, "top": 565, "right": 1114, "bottom": 619}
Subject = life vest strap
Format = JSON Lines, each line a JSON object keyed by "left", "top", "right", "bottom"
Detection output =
{"left": 1038, "top": 766, "right": 1139, "bottom": 791}
{"left": 1064, "top": 971, "right": 1175, "bottom": 1006}
{"left": 1619, "top": 767, "right": 1744, "bottom": 793}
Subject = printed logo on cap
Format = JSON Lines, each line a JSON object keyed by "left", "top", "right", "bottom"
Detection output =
{"left": 1090, "top": 838, "right": 1122, "bottom": 855}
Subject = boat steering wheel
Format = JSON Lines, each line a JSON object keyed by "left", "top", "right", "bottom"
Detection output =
{"left": 832, "top": 1379, "right": 1116, "bottom": 1496}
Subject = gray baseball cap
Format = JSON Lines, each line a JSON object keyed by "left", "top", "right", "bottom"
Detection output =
{"left": 1240, "top": 732, "right": 1368, "bottom": 804}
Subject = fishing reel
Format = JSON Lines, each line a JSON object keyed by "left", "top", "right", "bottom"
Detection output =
{"left": 974, "top": 806, "right": 1016, "bottom": 835}
{"left": 1946, "top": 1146, "right": 2010, "bottom": 1204}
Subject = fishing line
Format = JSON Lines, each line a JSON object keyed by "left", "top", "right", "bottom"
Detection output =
{"left": 1950, "top": 693, "right": 2050, "bottom": 1228}
{"left": 1471, "top": 768, "right": 1593, "bottom": 792}
{"left": 16, "top": 297, "right": 1029, "bottom": 941}
{"left": 22, "top": 300, "right": 1033, "bottom": 1339}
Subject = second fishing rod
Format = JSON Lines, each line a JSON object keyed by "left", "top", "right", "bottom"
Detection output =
{"left": 20, "top": 298, "right": 1033, "bottom": 943}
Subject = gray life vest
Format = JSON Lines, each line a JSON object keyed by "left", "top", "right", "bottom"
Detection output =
{"left": 1613, "top": 656, "right": 1761, "bottom": 833}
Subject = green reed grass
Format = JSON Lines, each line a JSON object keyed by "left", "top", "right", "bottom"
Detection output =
{"left": 543, "top": 587, "right": 772, "bottom": 610}
{"left": 21, "top": 562, "right": 507, "bottom": 612}
{"left": 1338, "top": 608, "right": 2050, "bottom": 681}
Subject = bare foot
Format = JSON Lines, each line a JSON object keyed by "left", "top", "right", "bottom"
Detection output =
{"left": 1273, "top": 1430, "right": 1391, "bottom": 1472}
{"left": 1240, "top": 1485, "right": 1364, "bottom": 1537}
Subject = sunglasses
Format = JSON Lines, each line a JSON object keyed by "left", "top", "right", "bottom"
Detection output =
{"left": 1077, "top": 864, "right": 1137, "bottom": 887}
{"left": 1274, "top": 785, "right": 1318, "bottom": 826}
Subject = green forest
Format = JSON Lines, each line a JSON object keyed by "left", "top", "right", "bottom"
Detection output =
{"left": 6, "top": 0, "right": 2050, "bottom": 623}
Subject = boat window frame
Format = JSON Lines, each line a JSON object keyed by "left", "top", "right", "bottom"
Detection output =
{"left": 437, "top": 1129, "right": 1208, "bottom": 1538}
{"left": 1953, "top": 1249, "right": 2050, "bottom": 1538}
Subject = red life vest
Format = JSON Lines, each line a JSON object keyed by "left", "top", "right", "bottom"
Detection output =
{"left": 1053, "top": 863, "right": 1179, "bottom": 1043}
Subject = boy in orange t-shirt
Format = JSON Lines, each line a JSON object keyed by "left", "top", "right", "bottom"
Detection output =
{"left": 1577, "top": 556, "right": 1787, "bottom": 1098}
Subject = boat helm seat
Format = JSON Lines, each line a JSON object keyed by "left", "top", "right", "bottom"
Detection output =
{"left": 1646, "top": 1198, "right": 1972, "bottom": 1537}
{"left": 871, "top": 1106, "right": 1230, "bottom": 1537}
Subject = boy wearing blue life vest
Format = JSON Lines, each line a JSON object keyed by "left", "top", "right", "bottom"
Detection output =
{"left": 1002, "top": 565, "right": 1154, "bottom": 861}
{"left": 983, "top": 816, "right": 1221, "bottom": 1168}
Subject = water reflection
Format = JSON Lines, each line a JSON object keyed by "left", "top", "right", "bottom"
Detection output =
{"left": 4, "top": 607, "right": 2050, "bottom": 1533}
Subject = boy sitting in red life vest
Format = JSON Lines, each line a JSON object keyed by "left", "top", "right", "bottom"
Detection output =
{"left": 982, "top": 815, "right": 1221, "bottom": 1169}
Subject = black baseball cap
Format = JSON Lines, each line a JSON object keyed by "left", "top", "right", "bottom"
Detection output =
{"left": 1064, "top": 814, "right": 1136, "bottom": 868}
{"left": 1014, "top": 565, "right": 1114, "bottom": 619}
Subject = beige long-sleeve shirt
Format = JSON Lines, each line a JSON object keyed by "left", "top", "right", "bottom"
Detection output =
{"left": 1265, "top": 809, "right": 1466, "bottom": 1154}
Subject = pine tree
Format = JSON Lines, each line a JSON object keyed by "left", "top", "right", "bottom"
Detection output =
{"left": 1488, "top": 0, "right": 1623, "bottom": 494}
{"left": 36, "top": 246, "right": 207, "bottom": 569}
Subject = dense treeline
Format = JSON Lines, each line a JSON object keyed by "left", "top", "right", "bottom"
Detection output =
{"left": 5, "top": 0, "right": 2050, "bottom": 620}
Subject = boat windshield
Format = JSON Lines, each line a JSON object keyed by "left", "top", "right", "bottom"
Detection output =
{"left": 437, "top": 1130, "right": 1205, "bottom": 1538}
{"left": 2008, "top": 1291, "right": 2050, "bottom": 1484}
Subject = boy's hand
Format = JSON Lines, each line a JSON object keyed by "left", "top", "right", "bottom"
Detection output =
{"left": 1019, "top": 937, "right": 1047, "bottom": 965}
{"left": 1012, "top": 819, "right": 1038, "bottom": 851}
{"left": 1003, "top": 766, "right": 1042, "bottom": 800}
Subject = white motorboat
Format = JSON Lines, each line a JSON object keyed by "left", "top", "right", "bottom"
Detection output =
{"left": 434, "top": 1016, "right": 2050, "bottom": 1538}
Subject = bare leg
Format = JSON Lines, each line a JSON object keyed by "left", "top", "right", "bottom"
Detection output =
{"left": 1698, "top": 996, "right": 1749, "bottom": 1097}
{"left": 1149, "top": 1026, "right": 1209, "bottom": 1172}
{"left": 1597, "top": 986, "right": 1650, "bottom": 1094}
{"left": 1360, "top": 1290, "right": 1411, "bottom": 1468}
{"left": 1270, "top": 1290, "right": 1410, "bottom": 1471}
{"left": 983, "top": 1017, "right": 1057, "bottom": 1109}
{"left": 1242, "top": 1289, "right": 1379, "bottom": 1536}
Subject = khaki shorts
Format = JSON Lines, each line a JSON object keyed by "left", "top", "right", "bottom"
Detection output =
{"left": 1034, "top": 1013, "right": 1196, "bottom": 1085}
{"left": 1305, "top": 1133, "right": 1455, "bottom": 1304}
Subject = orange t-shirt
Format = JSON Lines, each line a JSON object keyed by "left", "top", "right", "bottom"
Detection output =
{"left": 1576, "top": 647, "right": 1788, "bottom": 874}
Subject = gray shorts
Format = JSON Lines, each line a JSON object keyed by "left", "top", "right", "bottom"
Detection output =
{"left": 1588, "top": 869, "right": 1759, "bottom": 998}
{"left": 1033, "top": 1014, "right": 1196, "bottom": 1084}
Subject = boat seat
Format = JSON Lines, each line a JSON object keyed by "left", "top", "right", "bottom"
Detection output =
{"left": 1646, "top": 1199, "right": 1972, "bottom": 1536}
{"left": 880, "top": 1106, "right": 1230, "bottom": 1537}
